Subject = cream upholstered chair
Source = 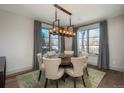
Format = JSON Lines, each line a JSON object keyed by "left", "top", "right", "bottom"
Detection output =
{"left": 80, "top": 51, "right": 89, "bottom": 58}
{"left": 65, "top": 57, "right": 86, "bottom": 88}
{"left": 47, "top": 51, "right": 56, "bottom": 57}
{"left": 43, "top": 58, "right": 64, "bottom": 88}
{"left": 64, "top": 50, "right": 74, "bottom": 55}
{"left": 37, "top": 53, "right": 45, "bottom": 81}
{"left": 80, "top": 51, "right": 89, "bottom": 76}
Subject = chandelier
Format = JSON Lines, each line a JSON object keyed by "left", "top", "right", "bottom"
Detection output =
{"left": 49, "top": 4, "right": 76, "bottom": 37}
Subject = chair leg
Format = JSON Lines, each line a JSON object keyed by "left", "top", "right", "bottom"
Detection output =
{"left": 82, "top": 76, "right": 86, "bottom": 87}
{"left": 86, "top": 67, "right": 89, "bottom": 76}
{"left": 56, "top": 80, "right": 58, "bottom": 88}
{"left": 38, "top": 70, "right": 42, "bottom": 81}
{"left": 74, "top": 78, "right": 76, "bottom": 88}
{"left": 44, "top": 78, "right": 48, "bottom": 88}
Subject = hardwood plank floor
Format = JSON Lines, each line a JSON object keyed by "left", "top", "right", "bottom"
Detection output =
{"left": 88, "top": 65, "right": 124, "bottom": 88}
{"left": 5, "top": 65, "right": 124, "bottom": 88}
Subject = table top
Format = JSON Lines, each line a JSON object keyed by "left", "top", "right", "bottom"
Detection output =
{"left": 58, "top": 54, "right": 73, "bottom": 58}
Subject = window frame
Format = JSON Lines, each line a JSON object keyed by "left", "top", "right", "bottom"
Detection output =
{"left": 41, "top": 28, "right": 59, "bottom": 54}
{"left": 78, "top": 27, "right": 100, "bottom": 55}
{"left": 50, "top": 34, "right": 59, "bottom": 52}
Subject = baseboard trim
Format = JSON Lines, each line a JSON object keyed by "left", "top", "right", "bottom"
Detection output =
{"left": 6, "top": 66, "right": 34, "bottom": 78}
{"left": 88, "top": 63, "right": 124, "bottom": 72}
{"left": 110, "top": 66, "right": 124, "bottom": 72}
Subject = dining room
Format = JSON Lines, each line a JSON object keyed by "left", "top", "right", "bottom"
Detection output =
{"left": 0, "top": 4, "right": 124, "bottom": 88}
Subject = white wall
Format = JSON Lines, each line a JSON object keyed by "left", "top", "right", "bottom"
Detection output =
{"left": 0, "top": 10, "right": 34, "bottom": 75}
{"left": 108, "top": 15, "right": 124, "bottom": 72}
{"left": 65, "top": 15, "right": 124, "bottom": 72}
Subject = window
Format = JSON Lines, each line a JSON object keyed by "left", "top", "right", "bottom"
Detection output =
{"left": 41, "top": 28, "right": 50, "bottom": 54}
{"left": 41, "top": 28, "right": 59, "bottom": 54}
{"left": 50, "top": 34, "right": 59, "bottom": 52}
{"left": 77, "top": 28, "right": 100, "bottom": 55}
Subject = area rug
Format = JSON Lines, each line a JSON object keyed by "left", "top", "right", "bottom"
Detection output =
{"left": 16, "top": 68, "right": 106, "bottom": 88}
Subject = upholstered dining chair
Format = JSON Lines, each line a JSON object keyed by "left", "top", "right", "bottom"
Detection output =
{"left": 80, "top": 51, "right": 89, "bottom": 58}
{"left": 43, "top": 58, "right": 64, "bottom": 88}
{"left": 47, "top": 51, "right": 56, "bottom": 57}
{"left": 80, "top": 51, "right": 89, "bottom": 76}
{"left": 65, "top": 57, "right": 86, "bottom": 88}
{"left": 37, "top": 53, "right": 45, "bottom": 81}
{"left": 64, "top": 50, "right": 74, "bottom": 55}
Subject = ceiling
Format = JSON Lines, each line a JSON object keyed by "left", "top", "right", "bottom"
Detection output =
{"left": 0, "top": 4, "right": 124, "bottom": 26}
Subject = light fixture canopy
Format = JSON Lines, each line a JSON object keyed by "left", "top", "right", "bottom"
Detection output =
{"left": 49, "top": 4, "right": 75, "bottom": 37}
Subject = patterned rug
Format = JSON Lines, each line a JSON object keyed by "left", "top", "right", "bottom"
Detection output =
{"left": 16, "top": 68, "right": 106, "bottom": 88}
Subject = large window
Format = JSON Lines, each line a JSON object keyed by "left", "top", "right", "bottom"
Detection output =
{"left": 78, "top": 28, "right": 100, "bottom": 55}
{"left": 41, "top": 28, "right": 59, "bottom": 54}
{"left": 41, "top": 28, "right": 50, "bottom": 54}
{"left": 50, "top": 34, "right": 59, "bottom": 51}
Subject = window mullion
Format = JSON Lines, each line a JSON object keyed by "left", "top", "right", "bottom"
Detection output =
{"left": 87, "top": 29, "right": 89, "bottom": 53}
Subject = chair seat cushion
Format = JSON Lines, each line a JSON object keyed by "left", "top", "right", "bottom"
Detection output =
{"left": 65, "top": 67, "right": 74, "bottom": 77}
{"left": 57, "top": 68, "right": 64, "bottom": 79}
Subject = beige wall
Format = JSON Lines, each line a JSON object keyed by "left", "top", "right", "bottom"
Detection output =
{"left": 108, "top": 15, "right": 124, "bottom": 71}
{"left": 0, "top": 10, "right": 34, "bottom": 75}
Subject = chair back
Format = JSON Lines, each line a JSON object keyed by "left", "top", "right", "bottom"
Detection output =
{"left": 71, "top": 57, "right": 86, "bottom": 76}
{"left": 80, "top": 51, "right": 89, "bottom": 58}
{"left": 37, "top": 53, "right": 42, "bottom": 69}
{"left": 79, "top": 51, "right": 88, "bottom": 64}
{"left": 47, "top": 51, "right": 56, "bottom": 57}
{"left": 64, "top": 51, "right": 74, "bottom": 55}
{"left": 43, "top": 58, "right": 61, "bottom": 79}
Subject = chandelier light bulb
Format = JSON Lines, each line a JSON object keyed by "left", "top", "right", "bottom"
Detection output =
{"left": 49, "top": 29, "right": 52, "bottom": 33}
{"left": 63, "top": 30, "right": 65, "bottom": 33}
{"left": 67, "top": 31, "right": 69, "bottom": 34}
{"left": 53, "top": 28, "right": 56, "bottom": 31}
{"left": 73, "top": 32, "right": 76, "bottom": 36}
{"left": 59, "top": 30, "right": 62, "bottom": 33}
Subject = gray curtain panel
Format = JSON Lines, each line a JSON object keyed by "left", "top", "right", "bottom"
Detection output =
{"left": 72, "top": 28, "right": 78, "bottom": 57}
{"left": 33, "top": 20, "right": 42, "bottom": 70}
{"left": 98, "top": 21, "right": 109, "bottom": 69}
{"left": 61, "top": 36, "right": 65, "bottom": 53}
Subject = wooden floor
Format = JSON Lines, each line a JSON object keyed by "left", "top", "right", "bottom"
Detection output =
{"left": 5, "top": 65, "right": 124, "bottom": 88}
